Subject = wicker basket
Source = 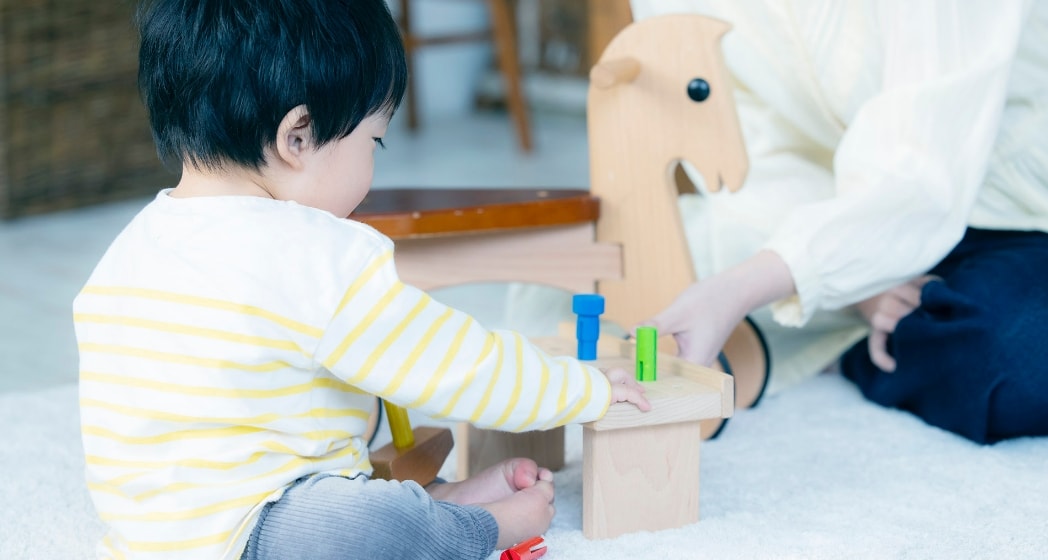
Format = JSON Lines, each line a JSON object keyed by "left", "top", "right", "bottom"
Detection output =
{"left": 0, "top": 0, "right": 176, "bottom": 219}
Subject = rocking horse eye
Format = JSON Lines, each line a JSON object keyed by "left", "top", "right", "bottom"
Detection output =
{"left": 687, "top": 78, "right": 711, "bottom": 102}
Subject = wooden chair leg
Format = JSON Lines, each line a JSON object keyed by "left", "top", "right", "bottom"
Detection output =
{"left": 398, "top": 0, "right": 420, "bottom": 131}
{"left": 488, "top": 0, "right": 532, "bottom": 152}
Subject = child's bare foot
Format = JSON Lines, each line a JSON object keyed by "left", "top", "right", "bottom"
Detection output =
{"left": 427, "top": 458, "right": 553, "bottom": 505}
{"left": 480, "top": 480, "right": 556, "bottom": 549}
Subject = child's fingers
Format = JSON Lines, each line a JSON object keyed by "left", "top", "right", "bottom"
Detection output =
{"left": 602, "top": 367, "right": 652, "bottom": 410}
{"left": 602, "top": 367, "right": 646, "bottom": 392}
{"left": 602, "top": 366, "right": 629, "bottom": 384}
{"left": 611, "top": 385, "right": 651, "bottom": 411}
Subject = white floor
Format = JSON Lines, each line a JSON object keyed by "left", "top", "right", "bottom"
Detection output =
{"left": 0, "top": 109, "right": 589, "bottom": 394}
{"left": 5, "top": 109, "right": 1048, "bottom": 560}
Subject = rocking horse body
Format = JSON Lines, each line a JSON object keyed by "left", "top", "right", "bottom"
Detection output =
{"left": 589, "top": 15, "right": 769, "bottom": 435}
{"left": 571, "top": 15, "right": 771, "bottom": 538}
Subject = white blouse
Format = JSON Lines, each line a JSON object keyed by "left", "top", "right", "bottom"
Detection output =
{"left": 629, "top": 0, "right": 1045, "bottom": 387}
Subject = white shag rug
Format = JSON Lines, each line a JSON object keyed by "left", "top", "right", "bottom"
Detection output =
{"left": 3, "top": 373, "right": 1047, "bottom": 560}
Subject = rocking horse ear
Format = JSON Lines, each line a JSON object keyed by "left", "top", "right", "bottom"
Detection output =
{"left": 590, "top": 57, "right": 641, "bottom": 89}
{"left": 705, "top": 17, "right": 732, "bottom": 38}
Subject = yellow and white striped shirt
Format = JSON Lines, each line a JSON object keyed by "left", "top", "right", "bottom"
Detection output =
{"left": 74, "top": 190, "right": 611, "bottom": 559}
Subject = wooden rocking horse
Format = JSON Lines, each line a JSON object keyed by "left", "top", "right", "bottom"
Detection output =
{"left": 353, "top": 14, "right": 771, "bottom": 538}
{"left": 587, "top": 14, "right": 770, "bottom": 437}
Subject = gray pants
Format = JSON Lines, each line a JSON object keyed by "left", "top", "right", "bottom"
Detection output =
{"left": 241, "top": 474, "right": 499, "bottom": 560}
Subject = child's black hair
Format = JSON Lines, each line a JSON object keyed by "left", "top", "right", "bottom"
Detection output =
{"left": 136, "top": 0, "right": 407, "bottom": 171}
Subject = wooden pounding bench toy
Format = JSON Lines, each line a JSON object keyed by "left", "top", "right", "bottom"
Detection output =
{"left": 531, "top": 333, "right": 732, "bottom": 539}
{"left": 368, "top": 312, "right": 734, "bottom": 540}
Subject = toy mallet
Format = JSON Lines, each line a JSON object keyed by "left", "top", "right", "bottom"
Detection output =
{"left": 500, "top": 536, "right": 547, "bottom": 560}
{"left": 370, "top": 401, "right": 454, "bottom": 485}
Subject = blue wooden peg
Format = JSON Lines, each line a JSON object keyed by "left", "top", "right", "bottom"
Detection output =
{"left": 572, "top": 294, "right": 604, "bottom": 360}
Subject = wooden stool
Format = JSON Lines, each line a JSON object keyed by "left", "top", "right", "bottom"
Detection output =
{"left": 397, "top": 0, "right": 532, "bottom": 151}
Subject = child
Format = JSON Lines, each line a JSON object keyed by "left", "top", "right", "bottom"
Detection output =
{"left": 73, "top": 0, "right": 650, "bottom": 558}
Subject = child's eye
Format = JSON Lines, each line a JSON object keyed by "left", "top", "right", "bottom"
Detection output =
{"left": 373, "top": 138, "right": 386, "bottom": 149}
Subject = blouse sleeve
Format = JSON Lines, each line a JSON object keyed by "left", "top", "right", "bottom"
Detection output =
{"left": 765, "top": 1, "right": 1028, "bottom": 326}
{"left": 312, "top": 248, "right": 612, "bottom": 431}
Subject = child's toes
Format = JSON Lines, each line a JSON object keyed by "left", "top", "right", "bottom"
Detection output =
{"left": 507, "top": 458, "right": 540, "bottom": 490}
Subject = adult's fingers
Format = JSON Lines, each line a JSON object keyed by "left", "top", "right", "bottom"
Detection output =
{"left": 892, "top": 282, "right": 923, "bottom": 309}
{"left": 673, "top": 332, "right": 721, "bottom": 367}
{"left": 867, "top": 329, "right": 896, "bottom": 372}
{"left": 872, "top": 289, "right": 921, "bottom": 335}
{"left": 870, "top": 310, "right": 901, "bottom": 334}
{"left": 895, "top": 274, "right": 938, "bottom": 307}
{"left": 637, "top": 293, "right": 695, "bottom": 338}
{"left": 675, "top": 333, "right": 699, "bottom": 363}
{"left": 883, "top": 291, "right": 919, "bottom": 320}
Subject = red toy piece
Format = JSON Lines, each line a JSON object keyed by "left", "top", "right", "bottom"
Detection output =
{"left": 500, "top": 536, "right": 547, "bottom": 560}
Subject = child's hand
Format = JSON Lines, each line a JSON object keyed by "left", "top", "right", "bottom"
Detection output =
{"left": 602, "top": 367, "right": 651, "bottom": 411}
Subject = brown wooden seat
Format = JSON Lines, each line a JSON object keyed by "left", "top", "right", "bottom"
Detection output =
{"left": 353, "top": 187, "right": 598, "bottom": 239}
{"left": 351, "top": 187, "right": 620, "bottom": 296}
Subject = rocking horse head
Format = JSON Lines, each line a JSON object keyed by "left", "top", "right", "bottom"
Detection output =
{"left": 586, "top": 15, "right": 765, "bottom": 428}
{"left": 588, "top": 14, "right": 747, "bottom": 194}
{"left": 587, "top": 14, "right": 749, "bottom": 338}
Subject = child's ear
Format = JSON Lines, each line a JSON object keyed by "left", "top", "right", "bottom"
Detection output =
{"left": 274, "top": 105, "right": 312, "bottom": 170}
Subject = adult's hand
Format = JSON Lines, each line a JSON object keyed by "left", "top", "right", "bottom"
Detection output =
{"left": 639, "top": 250, "right": 795, "bottom": 366}
{"left": 854, "top": 276, "right": 936, "bottom": 372}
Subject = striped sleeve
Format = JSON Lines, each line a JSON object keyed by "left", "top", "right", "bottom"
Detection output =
{"left": 313, "top": 249, "right": 612, "bottom": 431}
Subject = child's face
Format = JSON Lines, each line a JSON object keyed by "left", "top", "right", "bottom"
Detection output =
{"left": 296, "top": 112, "right": 389, "bottom": 218}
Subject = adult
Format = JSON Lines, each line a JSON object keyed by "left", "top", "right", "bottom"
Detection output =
{"left": 632, "top": 0, "right": 1047, "bottom": 443}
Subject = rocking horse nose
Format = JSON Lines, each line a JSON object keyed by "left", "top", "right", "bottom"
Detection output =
{"left": 687, "top": 78, "right": 711, "bottom": 102}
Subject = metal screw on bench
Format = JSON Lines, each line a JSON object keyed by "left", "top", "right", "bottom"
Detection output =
{"left": 572, "top": 294, "right": 604, "bottom": 360}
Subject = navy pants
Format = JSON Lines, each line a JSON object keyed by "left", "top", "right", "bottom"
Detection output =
{"left": 841, "top": 228, "right": 1048, "bottom": 444}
